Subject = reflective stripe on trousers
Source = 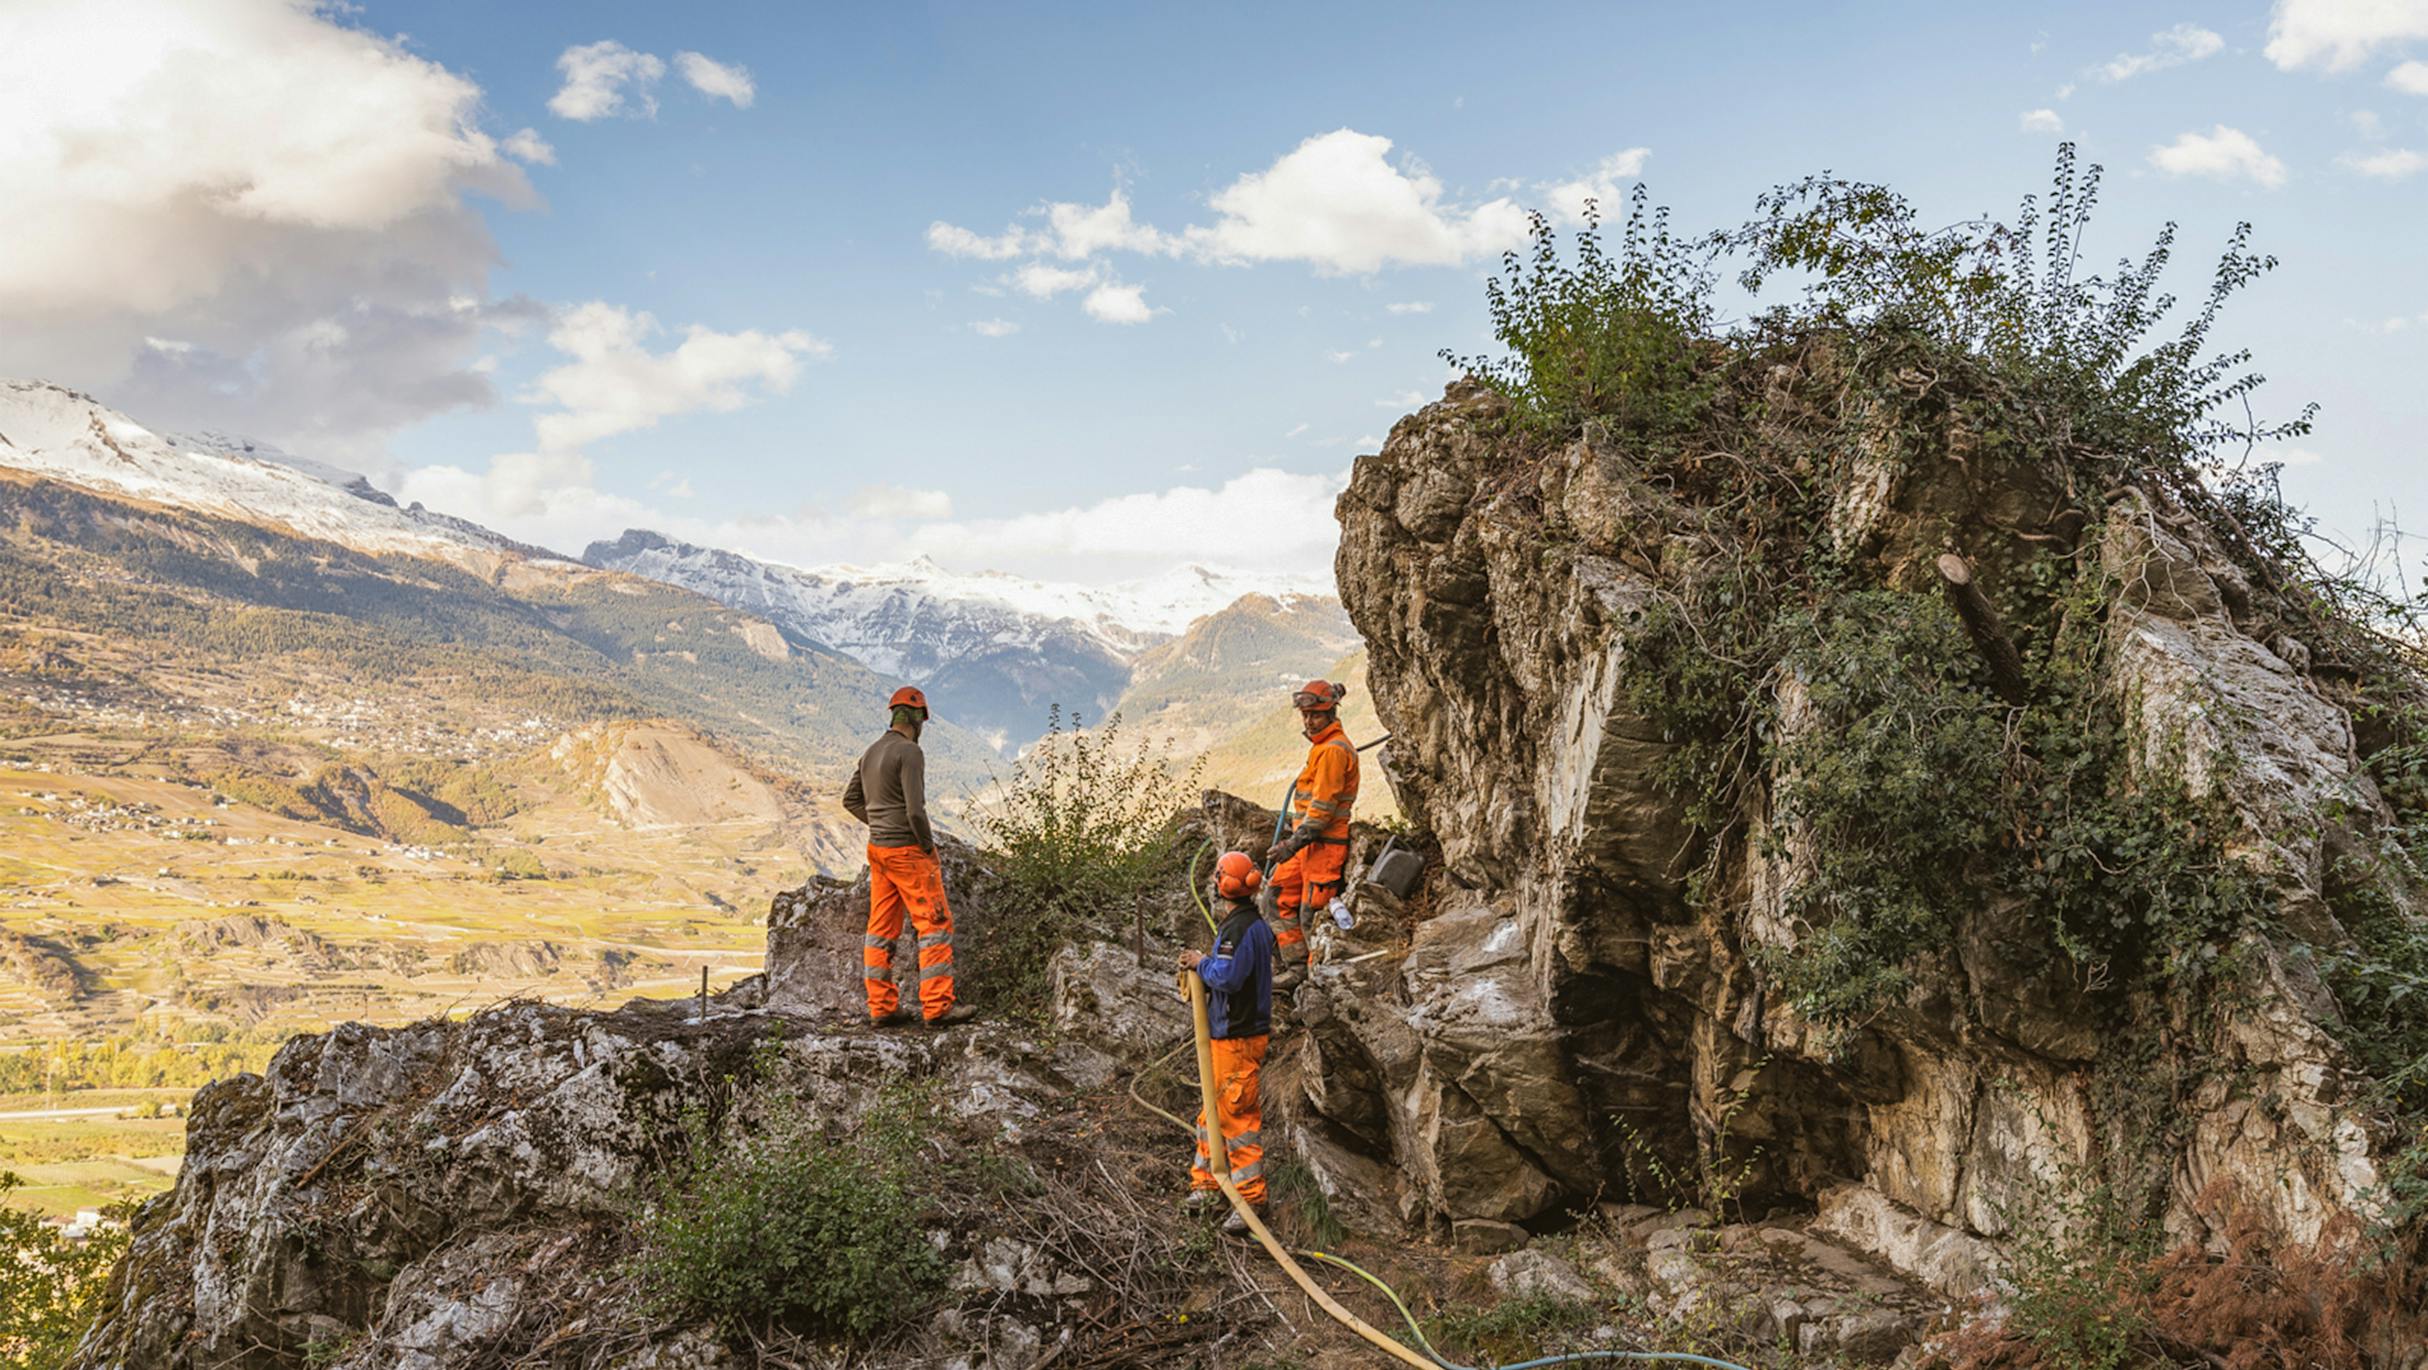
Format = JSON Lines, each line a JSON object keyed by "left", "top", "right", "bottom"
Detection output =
{"left": 864, "top": 843, "right": 958, "bottom": 1020}
{"left": 1269, "top": 842, "right": 1349, "bottom": 969}
{"left": 1190, "top": 1033, "right": 1270, "bottom": 1205}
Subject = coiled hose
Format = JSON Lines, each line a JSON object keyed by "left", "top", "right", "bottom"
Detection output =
{"left": 1139, "top": 842, "right": 1752, "bottom": 1369}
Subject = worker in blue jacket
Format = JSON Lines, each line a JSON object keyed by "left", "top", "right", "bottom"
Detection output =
{"left": 1178, "top": 850, "right": 1276, "bottom": 1231}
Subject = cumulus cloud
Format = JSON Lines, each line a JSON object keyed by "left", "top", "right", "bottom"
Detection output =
{"left": 2339, "top": 147, "right": 2427, "bottom": 177}
{"left": 524, "top": 302, "right": 829, "bottom": 451}
{"left": 2391, "top": 59, "right": 2428, "bottom": 93}
{"left": 502, "top": 128, "right": 556, "bottom": 165}
{"left": 1082, "top": 281, "right": 1156, "bottom": 325}
{"left": 2150, "top": 126, "right": 2288, "bottom": 188}
{"left": 1385, "top": 301, "right": 1435, "bottom": 315}
{"left": 674, "top": 51, "right": 754, "bottom": 107}
{"left": 549, "top": 40, "right": 664, "bottom": 120}
{"left": 899, "top": 467, "right": 1347, "bottom": 582}
{"left": 1541, "top": 147, "right": 1652, "bottom": 224}
{"left": 1012, "top": 263, "right": 1098, "bottom": 299}
{"left": 1185, "top": 130, "right": 1529, "bottom": 273}
{"left": 922, "top": 129, "right": 1541, "bottom": 326}
{"left": 2021, "top": 108, "right": 2065, "bottom": 134}
{"left": 2095, "top": 23, "right": 2223, "bottom": 82}
{"left": 2267, "top": 0, "right": 2428, "bottom": 71}
{"left": 0, "top": 0, "right": 543, "bottom": 464}
{"left": 968, "top": 318, "right": 1020, "bottom": 337}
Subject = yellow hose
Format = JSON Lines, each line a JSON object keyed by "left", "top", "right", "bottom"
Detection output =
{"left": 1185, "top": 973, "right": 1439, "bottom": 1368}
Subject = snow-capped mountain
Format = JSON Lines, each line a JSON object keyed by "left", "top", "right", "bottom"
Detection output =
{"left": 582, "top": 530, "right": 1338, "bottom": 748}
{"left": 0, "top": 381, "right": 544, "bottom": 567}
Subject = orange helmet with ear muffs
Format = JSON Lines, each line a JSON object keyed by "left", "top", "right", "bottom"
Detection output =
{"left": 1214, "top": 850, "right": 1263, "bottom": 900}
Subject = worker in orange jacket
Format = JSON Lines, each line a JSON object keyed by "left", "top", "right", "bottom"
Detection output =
{"left": 1266, "top": 679, "right": 1359, "bottom": 974}
{"left": 842, "top": 685, "right": 976, "bottom": 1027}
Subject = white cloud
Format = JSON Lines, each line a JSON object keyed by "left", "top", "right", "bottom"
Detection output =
{"left": 850, "top": 485, "right": 953, "bottom": 519}
{"left": 927, "top": 189, "right": 1175, "bottom": 263}
{"left": 968, "top": 318, "right": 1020, "bottom": 337}
{"left": 2021, "top": 108, "right": 2065, "bottom": 134}
{"left": 901, "top": 467, "right": 1347, "bottom": 582}
{"left": 525, "top": 302, "right": 828, "bottom": 451}
{"left": 1040, "top": 190, "right": 1177, "bottom": 259}
{"left": 2267, "top": 0, "right": 2428, "bottom": 71}
{"left": 1012, "top": 263, "right": 1097, "bottom": 298}
{"left": 502, "top": 127, "right": 556, "bottom": 165}
{"left": 0, "top": 0, "right": 543, "bottom": 464}
{"left": 1185, "top": 129, "right": 1529, "bottom": 274}
{"left": 1284, "top": 422, "right": 1310, "bottom": 439}
{"left": 1081, "top": 281, "right": 1156, "bottom": 325}
{"left": 1325, "top": 349, "right": 1357, "bottom": 364}
{"left": 928, "top": 221, "right": 1032, "bottom": 259}
{"left": 2095, "top": 23, "right": 2223, "bottom": 81}
{"left": 2150, "top": 126, "right": 2288, "bottom": 188}
{"left": 1385, "top": 301, "right": 1435, "bottom": 315}
{"left": 1376, "top": 389, "right": 1423, "bottom": 408}
{"left": 2352, "top": 110, "right": 2388, "bottom": 138}
{"left": 2391, "top": 59, "right": 2428, "bottom": 93}
{"left": 2340, "top": 146, "right": 2427, "bottom": 177}
{"left": 1542, "top": 147, "right": 1652, "bottom": 225}
{"left": 2278, "top": 447, "right": 2326, "bottom": 466}
{"left": 674, "top": 51, "right": 754, "bottom": 108}
{"left": 549, "top": 40, "right": 664, "bottom": 121}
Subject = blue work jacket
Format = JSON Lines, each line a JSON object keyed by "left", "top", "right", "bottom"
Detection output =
{"left": 1198, "top": 900, "right": 1275, "bottom": 1039}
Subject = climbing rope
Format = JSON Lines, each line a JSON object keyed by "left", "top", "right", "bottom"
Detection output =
{"left": 1137, "top": 845, "right": 1754, "bottom": 1370}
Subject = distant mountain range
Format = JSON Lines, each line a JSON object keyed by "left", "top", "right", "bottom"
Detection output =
{"left": 584, "top": 529, "right": 1343, "bottom": 749}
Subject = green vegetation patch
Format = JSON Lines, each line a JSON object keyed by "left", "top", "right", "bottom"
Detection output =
{"left": 630, "top": 1082, "right": 946, "bottom": 1339}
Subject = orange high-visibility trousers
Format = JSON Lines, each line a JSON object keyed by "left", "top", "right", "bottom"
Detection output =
{"left": 1190, "top": 1032, "right": 1269, "bottom": 1205}
{"left": 1270, "top": 841, "right": 1349, "bottom": 969}
{"left": 864, "top": 843, "right": 957, "bottom": 1021}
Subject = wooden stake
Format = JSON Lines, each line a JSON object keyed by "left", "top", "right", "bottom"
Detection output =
{"left": 1937, "top": 553, "right": 2029, "bottom": 705}
{"left": 698, "top": 965, "right": 709, "bottom": 1023}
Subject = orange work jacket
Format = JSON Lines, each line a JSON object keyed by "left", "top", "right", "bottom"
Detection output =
{"left": 1286, "top": 720, "right": 1360, "bottom": 841}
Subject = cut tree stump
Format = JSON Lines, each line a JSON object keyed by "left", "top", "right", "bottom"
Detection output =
{"left": 1937, "top": 553, "right": 2028, "bottom": 705}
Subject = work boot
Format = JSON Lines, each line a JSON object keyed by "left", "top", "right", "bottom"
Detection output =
{"left": 923, "top": 1004, "right": 979, "bottom": 1027}
{"left": 1221, "top": 1205, "right": 1264, "bottom": 1237}
{"left": 869, "top": 1008, "right": 916, "bottom": 1029}
{"left": 1184, "top": 1189, "right": 1219, "bottom": 1212}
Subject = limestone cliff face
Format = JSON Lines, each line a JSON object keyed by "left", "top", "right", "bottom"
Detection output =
{"left": 1309, "top": 378, "right": 2408, "bottom": 1290}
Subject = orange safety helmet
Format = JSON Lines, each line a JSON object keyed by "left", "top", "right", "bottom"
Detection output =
{"left": 1291, "top": 679, "right": 1347, "bottom": 713}
{"left": 1214, "top": 850, "right": 1263, "bottom": 900}
{"left": 888, "top": 685, "right": 931, "bottom": 718}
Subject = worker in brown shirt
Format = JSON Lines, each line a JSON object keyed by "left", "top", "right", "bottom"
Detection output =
{"left": 842, "top": 685, "right": 974, "bottom": 1026}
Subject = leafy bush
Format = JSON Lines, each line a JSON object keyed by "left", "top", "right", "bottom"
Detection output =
{"left": 1, "top": 1174, "right": 127, "bottom": 1370}
{"left": 1767, "top": 594, "right": 2008, "bottom": 1025}
{"left": 1446, "top": 187, "right": 1717, "bottom": 442}
{"left": 1423, "top": 1292, "right": 1598, "bottom": 1365}
{"left": 965, "top": 708, "right": 1200, "bottom": 1018}
{"left": 631, "top": 1086, "right": 945, "bottom": 1339}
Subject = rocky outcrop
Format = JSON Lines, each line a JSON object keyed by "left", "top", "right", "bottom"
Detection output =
{"left": 1312, "top": 378, "right": 2416, "bottom": 1298}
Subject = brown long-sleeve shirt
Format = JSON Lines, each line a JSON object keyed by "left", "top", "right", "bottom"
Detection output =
{"left": 842, "top": 729, "right": 934, "bottom": 849}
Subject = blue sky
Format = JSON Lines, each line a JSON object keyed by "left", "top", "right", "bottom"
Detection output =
{"left": 2, "top": 0, "right": 2423, "bottom": 586}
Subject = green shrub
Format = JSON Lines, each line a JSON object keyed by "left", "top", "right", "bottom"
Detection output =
{"left": 631, "top": 1086, "right": 945, "bottom": 1339}
{"left": 1766, "top": 593, "right": 2009, "bottom": 1025}
{"left": 965, "top": 708, "right": 1200, "bottom": 1019}
{"left": 1424, "top": 1292, "right": 1598, "bottom": 1364}
{"left": 1, "top": 1173, "right": 127, "bottom": 1370}
{"left": 1446, "top": 187, "right": 1716, "bottom": 444}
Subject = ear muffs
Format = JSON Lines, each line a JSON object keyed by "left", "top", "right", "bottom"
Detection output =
{"left": 1215, "top": 851, "right": 1263, "bottom": 900}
